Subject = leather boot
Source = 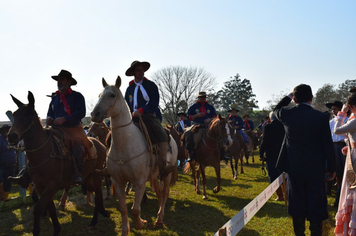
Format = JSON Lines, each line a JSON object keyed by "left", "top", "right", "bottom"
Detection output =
{"left": 275, "top": 186, "right": 284, "bottom": 201}
{"left": 8, "top": 165, "right": 31, "bottom": 189}
{"left": 71, "top": 143, "right": 85, "bottom": 184}
{"left": 309, "top": 221, "right": 322, "bottom": 236}
{"left": 187, "top": 149, "right": 194, "bottom": 162}
{"left": 0, "top": 183, "right": 4, "bottom": 201}
{"left": 292, "top": 217, "right": 306, "bottom": 236}
{"left": 3, "top": 192, "right": 9, "bottom": 201}
{"left": 157, "top": 142, "right": 175, "bottom": 179}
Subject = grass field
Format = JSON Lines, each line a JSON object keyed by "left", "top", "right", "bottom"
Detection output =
{"left": 0, "top": 153, "right": 338, "bottom": 236}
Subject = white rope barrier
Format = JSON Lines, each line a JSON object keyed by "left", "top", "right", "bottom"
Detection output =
{"left": 214, "top": 172, "right": 288, "bottom": 236}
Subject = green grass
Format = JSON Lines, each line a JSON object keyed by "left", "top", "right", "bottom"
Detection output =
{"left": 0, "top": 153, "right": 338, "bottom": 236}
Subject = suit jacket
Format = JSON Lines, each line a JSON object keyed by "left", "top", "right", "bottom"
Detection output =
{"left": 273, "top": 96, "right": 335, "bottom": 181}
{"left": 259, "top": 120, "right": 285, "bottom": 161}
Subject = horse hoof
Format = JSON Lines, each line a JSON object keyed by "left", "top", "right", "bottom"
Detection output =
{"left": 140, "top": 220, "right": 148, "bottom": 229}
{"left": 234, "top": 176, "right": 237, "bottom": 180}
{"left": 203, "top": 195, "right": 208, "bottom": 200}
{"left": 58, "top": 205, "right": 65, "bottom": 211}
{"left": 155, "top": 222, "right": 164, "bottom": 229}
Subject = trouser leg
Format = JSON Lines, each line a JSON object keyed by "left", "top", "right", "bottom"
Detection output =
{"left": 71, "top": 143, "right": 85, "bottom": 184}
{"left": 309, "top": 221, "right": 322, "bottom": 236}
{"left": 292, "top": 217, "right": 306, "bottom": 236}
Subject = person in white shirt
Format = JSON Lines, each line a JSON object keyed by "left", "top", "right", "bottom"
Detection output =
{"left": 326, "top": 100, "right": 348, "bottom": 207}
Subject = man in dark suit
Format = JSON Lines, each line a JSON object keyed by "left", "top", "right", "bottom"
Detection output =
{"left": 274, "top": 84, "right": 336, "bottom": 236}
{"left": 259, "top": 112, "right": 285, "bottom": 201}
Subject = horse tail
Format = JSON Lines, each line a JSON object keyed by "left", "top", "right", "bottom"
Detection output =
{"left": 183, "top": 162, "right": 191, "bottom": 174}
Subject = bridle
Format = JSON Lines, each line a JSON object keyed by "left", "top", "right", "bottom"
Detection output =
{"left": 203, "top": 119, "right": 230, "bottom": 150}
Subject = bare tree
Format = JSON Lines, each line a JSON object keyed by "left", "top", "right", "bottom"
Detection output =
{"left": 151, "top": 66, "right": 216, "bottom": 125}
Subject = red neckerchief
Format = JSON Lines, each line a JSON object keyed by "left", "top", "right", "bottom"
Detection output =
{"left": 266, "top": 120, "right": 271, "bottom": 124}
{"left": 244, "top": 120, "right": 250, "bottom": 130}
{"left": 55, "top": 88, "right": 72, "bottom": 117}
{"left": 129, "top": 77, "right": 148, "bottom": 86}
{"left": 197, "top": 101, "right": 207, "bottom": 115}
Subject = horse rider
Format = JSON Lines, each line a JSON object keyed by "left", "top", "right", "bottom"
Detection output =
{"left": 227, "top": 107, "right": 250, "bottom": 152}
{"left": 243, "top": 114, "right": 254, "bottom": 131}
{"left": 9, "top": 70, "right": 88, "bottom": 185}
{"left": 183, "top": 91, "right": 229, "bottom": 162}
{"left": 124, "top": 60, "right": 175, "bottom": 178}
{"left": 175, "top": 112, "right": 191, "bottom": 135}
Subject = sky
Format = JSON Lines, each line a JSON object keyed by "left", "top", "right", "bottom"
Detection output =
{"left": 1, "top": 0, "right": 355, "bottom": 122}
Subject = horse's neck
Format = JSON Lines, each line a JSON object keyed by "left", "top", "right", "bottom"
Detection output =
{"left": 23, "top": 122, "right": 50, "bottom": 164}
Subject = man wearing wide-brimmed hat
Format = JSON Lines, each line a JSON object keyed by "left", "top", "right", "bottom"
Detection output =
{"left": 227, "top": 107, "right": 250, "bottom": 150}
{"left": 124, "top": 60, "right": 175, "bottom": 178}
{"left": 0, "top": 125, "right": 16, "bottom": 201}
{"left": 325, "top": 100, "right": 348, "bottom": 206}
{"left": 242, "top": 114, "right": 254, "bottom": 131}
{"left": 175, "top": 112, "right": 191, "bottom": 134}
{"left": 183, "top": 91, "right": 217, "bottom": 162}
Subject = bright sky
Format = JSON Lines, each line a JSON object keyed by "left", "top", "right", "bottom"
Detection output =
{"left": 1, "top": 1, "right": 355, "bottom": 122}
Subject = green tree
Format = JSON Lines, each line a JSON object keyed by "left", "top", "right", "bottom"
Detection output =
{"left": 213, "top": 74, "right": 258, "bottom": 117}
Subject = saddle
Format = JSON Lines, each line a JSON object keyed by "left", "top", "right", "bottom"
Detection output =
{"left": 45, "top": 127, "right": 97, "bottom": 160}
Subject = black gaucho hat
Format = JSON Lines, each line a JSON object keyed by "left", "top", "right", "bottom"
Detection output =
{"left": 325, "top": 101, "right": 343, "bottom": 109}
{"left": 227, "top": 107, "right": 239, "bottom": 113}
{"left": 51, "top": 70, "right": 77, "bottom": 85}
{"left": 125, "top": 60, "right": 150, "bottom": 76}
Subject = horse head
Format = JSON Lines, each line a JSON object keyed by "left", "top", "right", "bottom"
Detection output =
{"left": 91, "top": 76, "right": 125, "bottom": 122}
{"left": 211, "top": 114, "right": 233, "bottom": 148}
{"left": 8, "top": 91, "right": 38, "bottom": 145}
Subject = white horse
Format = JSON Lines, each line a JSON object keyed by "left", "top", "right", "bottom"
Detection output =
{"left": 91, "top": 77, "right": 178, "bottom": 236}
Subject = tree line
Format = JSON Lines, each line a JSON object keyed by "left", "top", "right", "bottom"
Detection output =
{"left": 151, "top": 66, "right": 356, "bottom": 128}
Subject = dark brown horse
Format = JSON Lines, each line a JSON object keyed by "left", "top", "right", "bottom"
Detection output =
{"left": 184, "top": 115, "right": 233, "bottom": 199}
{"left": 244, "top": 130, "right": 256, "bottom": 163}
{"left": 166, "top": 125, "right": 187, "bottom": 169}
{"left": 7, "top": 92, "right": 109, "bottom": 236}
{"left": 226, "top": 132, "right": 246, "bottom": 179}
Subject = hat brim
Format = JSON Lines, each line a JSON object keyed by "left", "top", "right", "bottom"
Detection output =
{"left": 177, "top": 113, "right": 187, "bottom": 117}
{"left": 125, "top": 62, "right": 150, "bottom": 76}
{"left": 51, "top": 76, "right": 77, "bottom": 85}
{"left": 325, "top": 102, "right": 342, "bottom": 109}
{"left": 228, "top": 109, "right": 239, "bottom": 113}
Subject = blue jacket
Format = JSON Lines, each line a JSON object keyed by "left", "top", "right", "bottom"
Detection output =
{"left": 187, "top": 101, "right": 217, "bottom": 124}
{"left": 0, "top": 135, "right": 16, "bottom": 166}
{"left": 243, "top": 120, "right": 254, "bottom": 131}
{"left": 47, "top": 89, "right": 86, "bottom": 127}
{"left": 125, "top": 78, "right": 162, "bottom": 122}
{"left": 228, "top": 115, "right": 244, "bottom": 130}
{"left": 175, "top": 119, "right": 191, "bottom": 133}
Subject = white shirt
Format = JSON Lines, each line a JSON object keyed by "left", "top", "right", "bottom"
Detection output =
{"left": 330, "top": 116, "right": 348, "bottom": 142}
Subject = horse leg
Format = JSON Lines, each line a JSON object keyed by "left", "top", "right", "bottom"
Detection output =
{"left": 58, "top": 188, "right": 69, "bottom": 211}
{"left": 240, "top": 152, "right": 244, "bottom": 174}
{"left": 112, "top": 179, "right": 130, "bottom": 236}
{"left": 125, "top": 182, "right": 131, "bottom": 195}
{"left": 131, "top": 180, "right": 148, "bottom": 230}
{"left": 229, "top": 157, "right": 235, "bottom": 179}
{"left": 195, "top": 164, "right": 201, "bottom": 195}
{"left": 152, "top": 176, "right": 163, "bottom": 228}
{"left": 89, "top": 176, "right": 109, "bottom": 229}
{"left": 200, "top": 166, "right": 208, "bottom": 200}
{"left": 85, "top": 192, "right": 92, "bottom": 206}
{"left": 46, "top": 200, "right": 61, "bottom": 236}
{"left": 104, "top": 176, "right": 111, "bottom": 200}
{"left": 33, "top": 188, "right": 58, "bottom": 236}
{"left": 213, "top": 162, "right": 222, "bottom": 195}
{"left": 234, "top": 155, "right": 238, "bottom": 179}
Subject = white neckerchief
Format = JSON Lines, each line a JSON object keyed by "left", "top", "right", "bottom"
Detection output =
{"left": 179, "top": 120, "right": 185, "bottom": 131}
{"left": 133, "top": 78, "right": 150, "bottom": 111}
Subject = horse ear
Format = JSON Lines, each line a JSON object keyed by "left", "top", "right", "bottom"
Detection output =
{"left": 115, "top": 76, "right": 122, "bottom": 89}
{"left": 102, "top": 77, "right": 109, "bottom": 88}
{"left": 11, "top": 94, "right": 24, "bottom": 108}
{"left": 28, "top": 91, "right": 35, "bottom": 109}
{"left": 218, "top": 113, "right": 223, "bottom": 120}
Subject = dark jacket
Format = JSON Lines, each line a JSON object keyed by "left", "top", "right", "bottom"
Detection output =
{"left": 0, "top": 135, "right": 16, "bottom": 166}
{"left": 228, "top": 115, "right": 244, "bottom": 130}
{"left": 47, "top": 89, "right": 86, "bottom": 127}
{"left": 259, "top": 120, "right": 285, "bottom": 161}
{"left": 125, "top": 78, "right": 162, "bottom": 122}
{"left": 243, "top": 120, "right": 254, "bottom": 131}
{"left": 273, "top": 96, "right": 335, "bottom": 181}
{"left": 187, "top": 101, "right": 217, "bottom": 124}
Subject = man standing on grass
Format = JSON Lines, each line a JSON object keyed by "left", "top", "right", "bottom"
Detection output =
{"left": 274, "top": 84, "right": 335, "bottom": 236}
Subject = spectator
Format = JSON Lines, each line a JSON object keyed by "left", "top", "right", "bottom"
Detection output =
{"left": 259, "top": 112, "right": 285, "bottom": 201}
{"left": 0, "top": 125, "right": 17, "bottom": 201}
{"left": 274, "top": 84, "right": 335, "bottom": 236}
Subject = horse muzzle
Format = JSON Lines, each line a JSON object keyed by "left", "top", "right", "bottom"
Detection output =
{"left": 91, "top": 110, "right": 106, "bottom": 123}
{"left": 7, "top": 133, "right": 20, "bottom": 145}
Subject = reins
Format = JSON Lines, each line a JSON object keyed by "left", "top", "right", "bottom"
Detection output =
{"left": 203, "top": 119, "right": 226, "bottom": 150}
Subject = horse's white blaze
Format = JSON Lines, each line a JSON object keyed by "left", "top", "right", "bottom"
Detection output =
{"left": 225, "top": 123, "right": 233, "bottom": 147}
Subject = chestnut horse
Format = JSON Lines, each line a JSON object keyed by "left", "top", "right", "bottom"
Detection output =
{"left": 184, "top": 115, "right": 233, "bottom": 199}
{"left": 227, "top": 132, "right": 246, "bottom": 179}
{"left": 91, "top": 77, "right": 178, "bottom": 236}
{"left": 166, "top": 125, "right": 187, "bottom": 168}
{"left": 7, "top": 92, "right": 109, "bottom": 236}
{"left": 244, "top": 130, "right": 256, "bottom": 163}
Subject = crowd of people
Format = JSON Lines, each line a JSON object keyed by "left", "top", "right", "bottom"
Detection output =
{"left": 1, "top": 60, "right": 356, "bottom": 236}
